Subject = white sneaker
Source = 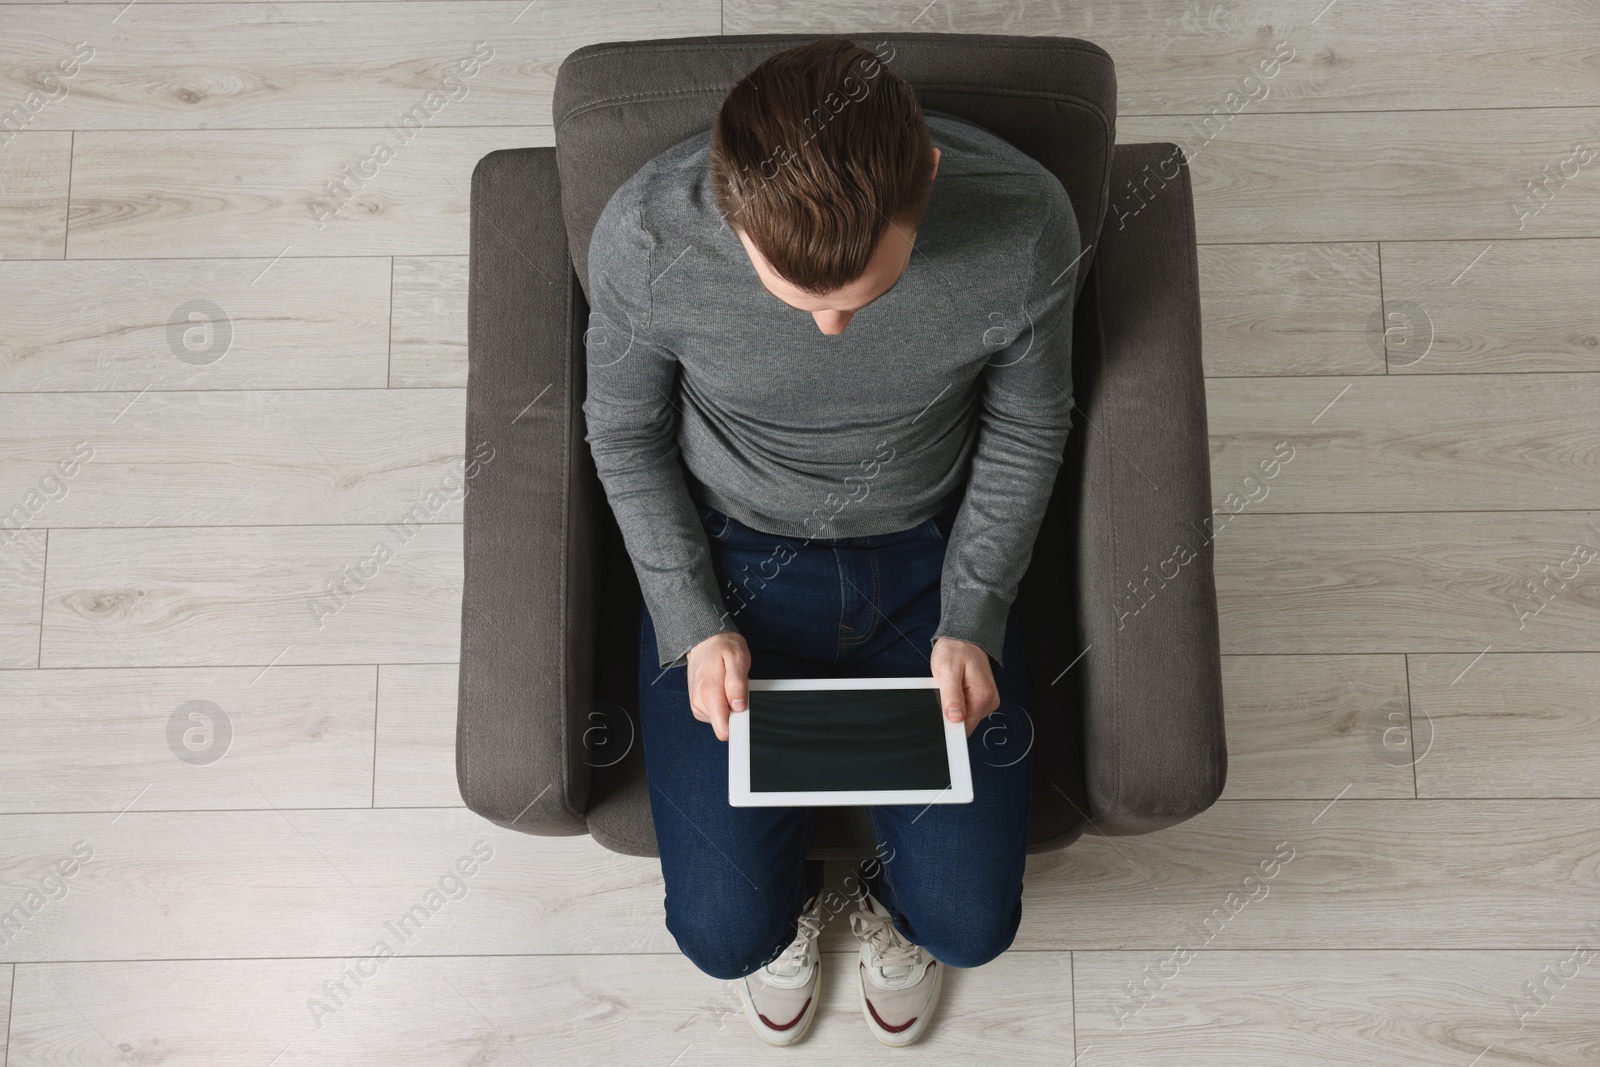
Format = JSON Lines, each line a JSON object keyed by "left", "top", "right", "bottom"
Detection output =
{"left": 850, "top": 888, "right": 943, "bottom": 1046}
{"left": 735, "top": 892, "right": 824, "bottom": 1046}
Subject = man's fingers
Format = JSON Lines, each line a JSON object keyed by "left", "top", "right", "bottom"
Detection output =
{"left": 684, "top": 632, "right": 753, "bottom": 743}
{"left": 935, "top": 664, "right": 965, "bottom": 724}
{"left": 715, "top": 643, "right": 748, "bottom": 742}
{"left": 685, "top": 634, "right": 751, "bottom": 744}
{"left": 696, "top": 674, "right": 731, "bottom": 741}
{"left": 965, "top": 670, "right": 998, "bottom": 718}
{"left": 709, "top": 703, "right": 732, "bottom": 743}
{"left": 962, "top": 674, "right": 990, "bottom": 737}
{"left": 962, "top": 653, "right": 1000, "bottom": 733}
{"left": 725, "top": 647, "right": 750, "bottom": 715}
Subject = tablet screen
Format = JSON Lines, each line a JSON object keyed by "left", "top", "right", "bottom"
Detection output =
{"left": 747, "top": 687, "right": 952, "bottom": 794}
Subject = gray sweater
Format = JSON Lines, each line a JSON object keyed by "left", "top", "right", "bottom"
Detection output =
{"left": 583, "top": 110, "right": 1080, "bottom": 671}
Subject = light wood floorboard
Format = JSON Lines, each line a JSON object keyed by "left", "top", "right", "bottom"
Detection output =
{"left": 0, "top": 964, "right": 9, "bottom": 1063}
{"left": 39, "top": 524, "right": 463, "bottom": 667}
{"left": 0, "top": 809, "right": 671, "bottom": 962}
{"left": 1074, "top": 950, "right": 1600, "bottom": 1066}
{"left": 1012, "top": 800, "right": 1600, "bottom": 953}
{"left": 0, "top": 3, "right": 719, "bottom": 130}
{"left": 0, "top": 257, "right": 392, "bottom": 391}
{"left": 1206, "top": 374, "right": 1600, "bottom": 512}
{"left": 389, "top": 256, "right": 467, "bottom": 388}
{"left": 5, "top": 952, "right": 1074, "bottom": 1065}
{"left": 64, "top": 127, "right": 552, "bottom": 259}
{"left": 1215, "top": 512, "right": 1600, "bottom": 653}
{"left": 0, "top": 666, "right": 378, "bottom": 813}
{"left": 1118, "top": 109, "right": 1600, "bottom": 242}
{"left": 1198, "top": 242, "right": 1384, "bottom": 376}
{"left": 0, "top": 390, "right": 466, "bottom": 527}
{"left": 1219, "top": 654, "right": 1414, "bottom": 800}
{"left": 0, "top": 529, "right": 47, "bottom": 668}
{"left": 1381, "top": 238, "right": 1600, "bottom": 375}
{"left": 375, "top": 663, "right": 462, "bottom": 808}
{"left": 727, "top": 0, "right": 1600, "bottom": 113}
{"left": 1410, "top": 652, "right": 1600, "bottom": 799}
{"left": 1, "top": 801, "right": 1595, "bottom": 963}
{"left": 0, "top": 132, "right": 73, "bottom": 259}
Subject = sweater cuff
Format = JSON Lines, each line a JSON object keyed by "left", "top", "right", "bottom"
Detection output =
{"left": 651, "top": 574, "right": 740, "bottom": 671}
{"left": 659, "top": 618, "right": 739, "bottom": 671}
{"left": 932, "top": 585, "right": 1013, "bottom": 668}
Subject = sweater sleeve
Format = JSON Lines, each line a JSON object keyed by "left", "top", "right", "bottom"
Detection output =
{"left": 931, "top": 184, "right": 1080, "bottom": 667}
{"left": 582, "top": 189, "right": 739, "bottom": 670}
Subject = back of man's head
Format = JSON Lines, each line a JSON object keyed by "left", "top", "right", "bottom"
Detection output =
{"left": 710, "top": 37, "right": 934, "bottom": 297}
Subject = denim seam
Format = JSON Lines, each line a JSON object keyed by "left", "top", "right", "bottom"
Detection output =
{"left": 859, "top": 549, "right": 884, "bottom": 646}
{"left": 836, "top": 547, "right": 882, "bottom": 652}
{"left": 832, "top": 545, "right": 850, "bottom": 661}
{"left": 865, "top": 806, "right": 886, "bottom": 901}
{"left": 862, "top": 806, "right": 916, "bottom": 943}
{"left": 864, "top": 548, "right": 882, "bottom": 644}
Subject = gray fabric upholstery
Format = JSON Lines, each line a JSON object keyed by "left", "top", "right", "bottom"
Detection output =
{"left": 457, "top": 146, "right": 594, "bottom": 837}
{"left": 457, "top": 32, "right": 1226, "bottom": 859}
{"left": 1070, "top": 143, "right": 1229, "bottom": 835}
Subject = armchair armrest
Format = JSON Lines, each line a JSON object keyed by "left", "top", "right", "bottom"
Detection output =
{"left": 457, "top": 146, "right": 597, "bottom": 836}
{"left": 1075, "top": 142, "right": 1227, "bottom": 835}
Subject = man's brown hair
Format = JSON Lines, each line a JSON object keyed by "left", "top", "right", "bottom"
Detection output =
{"left": 709, "top": 37, "right": 935, "bottom": 296}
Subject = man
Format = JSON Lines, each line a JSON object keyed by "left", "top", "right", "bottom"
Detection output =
{"left": 582, "top": 36, "right": 1078, "bottom": 1047}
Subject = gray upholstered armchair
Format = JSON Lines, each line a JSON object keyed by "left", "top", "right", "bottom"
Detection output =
{"left": 457, "top": 33, "right": 1226, "bottom": 860}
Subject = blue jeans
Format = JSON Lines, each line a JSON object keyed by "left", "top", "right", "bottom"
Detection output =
{"left": 637, "top": 496, "right": 1035, "bottom": 980}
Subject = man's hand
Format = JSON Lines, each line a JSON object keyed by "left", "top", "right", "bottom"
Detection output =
{"left": 931, "top": 637, "right": 1001, "bottom": 738}
{"left": 686, "top": 630, "right": 751, "bottom": 742}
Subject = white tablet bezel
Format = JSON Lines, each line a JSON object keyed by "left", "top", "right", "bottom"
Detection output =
{"left": 728, "top": 677, "right": 974, "bottom": 807}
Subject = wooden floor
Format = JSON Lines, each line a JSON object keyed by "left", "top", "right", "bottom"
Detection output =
{"left": 3, "top": 1, "right": 1599, "bottom": 1063}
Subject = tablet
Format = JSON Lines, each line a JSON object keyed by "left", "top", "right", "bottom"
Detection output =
{"left": 728, "top": 677, "right": 974, "bottom": 807}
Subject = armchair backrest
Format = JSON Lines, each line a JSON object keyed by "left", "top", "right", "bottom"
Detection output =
{"left": 552, "top": 33, "right": 1118, "bottom": 305}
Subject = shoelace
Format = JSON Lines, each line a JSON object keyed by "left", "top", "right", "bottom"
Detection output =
{"left": 765, "top": 908, "right": 824, "bottom": 978}
{"left": 849, "top": 907, "right": 922, "bottom": 978}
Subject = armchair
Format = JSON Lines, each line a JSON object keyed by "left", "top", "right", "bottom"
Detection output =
{"left": 456, "top": 32, "right": 1227, "bottom": 859}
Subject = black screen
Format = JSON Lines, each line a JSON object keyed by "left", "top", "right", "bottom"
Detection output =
{"left": 748, "top": 688, "right": 951, "bottom": 793}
